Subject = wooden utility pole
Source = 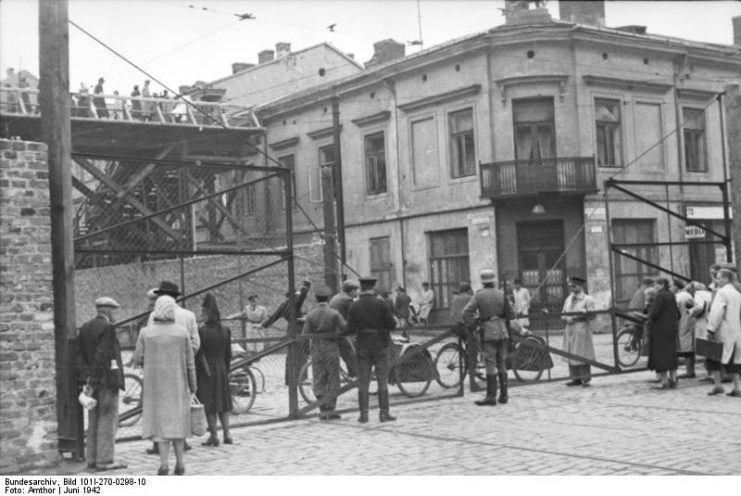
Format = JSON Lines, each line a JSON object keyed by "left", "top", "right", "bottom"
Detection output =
{"left": 726, "top": 84, "right": 741, "bottom": 266}
{"left": 321, "top": 160, "right": 338, "bottom": 293}
{"left": 39, "top": 0, "right": 81, "bottom": 457}
{"left": 331, "top": 96, "right": 346, "bottom": 276}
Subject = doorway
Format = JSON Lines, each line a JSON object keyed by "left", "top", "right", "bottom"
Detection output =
{"left": 517, "top": 220, "right": 565, "bottom": 314}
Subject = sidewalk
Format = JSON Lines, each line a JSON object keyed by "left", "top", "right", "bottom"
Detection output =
{"left": 69, "top": 371, "right": 741, "bottom": 476}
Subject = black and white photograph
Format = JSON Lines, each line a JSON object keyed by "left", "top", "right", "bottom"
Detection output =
{"left": 1, "top": 0, "right": 740, "bottom": 485}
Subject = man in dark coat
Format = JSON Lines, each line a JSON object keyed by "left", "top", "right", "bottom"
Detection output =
{"left": 76, "top": 297, "right": 126, "bottom": 471}
{"left": 328, "top": 279, "right": 359, "bottom": 377}
{"left": 647, "top": 277, "right": 680, "bottom": 389}
{"left": 302, "top": 285, "right": 347, "bottom": 420}
{"left": 347, "top": 276, "right": 397, "bottom": 423}
{"left": 262, "top": 280, "right": 311, "bottom": 385}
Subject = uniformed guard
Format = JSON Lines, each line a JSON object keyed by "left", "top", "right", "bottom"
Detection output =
{"left": 462, "top": 269, "right": 524, "bottom": 406}
{"left": 347, "top": 276, "right": 397, "bottom": 423}
{"left": 301, "top": 285, "right": 347, "bottom": 420}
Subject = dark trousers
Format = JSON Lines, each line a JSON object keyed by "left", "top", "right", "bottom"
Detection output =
{"left": 482, "top": 339, "right": 508, "bottom": 376}
{"left": 337, "top": 337, "right": 358, "bottom": 377}
{"left": 285, "top": 338, "right": 310, "bottom": 386}
{"left": 86, "top": 387, "right": 118, "bottom": 465}
{"left": 465, "top": 330, "right": 480, "bottom": 376}
{"left": 311, "top": 348, "right": 340, "bottom": 410}
{"left": 357, "top": 334, "right": 390, "bottom": 401}
{"left": 569, "top": 364, "right": 591, "bottom": 383}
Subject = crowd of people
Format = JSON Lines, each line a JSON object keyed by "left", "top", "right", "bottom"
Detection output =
{"left": 68, "top": 77, "right": 188, "bottom": 122}
{"left": 625, "top": 263, "right": 741, "bottom": 395}
{"left": 74, "top": 261, "right": 741, "bottom": 475}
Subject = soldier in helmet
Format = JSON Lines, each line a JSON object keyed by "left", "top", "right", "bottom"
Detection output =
{"left": 302, "top": 285, "right": 347, "bottom": 420}
{"left": 462, "top": 269, "right": 525, "bottom": 406}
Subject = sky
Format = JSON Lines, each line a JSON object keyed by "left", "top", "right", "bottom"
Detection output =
{"left": 1, "top": 0, "right": 740, "bottom": 97}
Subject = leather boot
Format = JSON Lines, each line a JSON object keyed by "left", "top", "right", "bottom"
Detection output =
{"left": 474, "top": 375, "right": 497, "bottom": 406}
{"left": 498, "top": 371, "right": 508, "bottom": 404}
{"left": 378, "top": 389, "right": 396, "bottom": 422}
{"left": 358, "top": 391, "right": 369, "bottom": 423}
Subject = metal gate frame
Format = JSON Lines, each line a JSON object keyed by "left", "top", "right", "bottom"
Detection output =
{"left": 603, "top": 178, "right": 732, "bottom": 368}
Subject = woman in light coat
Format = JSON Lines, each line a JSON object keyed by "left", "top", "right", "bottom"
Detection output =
{"left": 690, "top": 282, "right": 713, "bottom": 381}
{"left": 673, "top": 280, "right": 696, "bottom": 378}
{"left": 705, "top": 269, "right": 741, "bottom": 397}
{"left": 133, "top": 295, "right": 196, "bottom": 475}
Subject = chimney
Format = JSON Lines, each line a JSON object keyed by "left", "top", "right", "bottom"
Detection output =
{"left": 275, "top": 42, "right": 291, "bottom": 58}
{"left": 231, "top": 62, "right": 255, "bottom": 74}
{"left": 733, "top": 16, "right": 741, "bottom": 45}
{"left": 559, "top": 0, "right": 605, "bottom": 27}
{"left": 364, "top": 39, "right": 405, "bottom": 68}
{"left": 258, "top": 50, "right": 275, "bottom": 64}
{"left": 503, "top": 0, "right": 552, "bottom": 26}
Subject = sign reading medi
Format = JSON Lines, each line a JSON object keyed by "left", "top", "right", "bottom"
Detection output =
{"left": 684, "top": 225, "right": 706, "bottom": 239}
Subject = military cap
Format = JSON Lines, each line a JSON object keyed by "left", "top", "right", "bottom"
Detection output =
{"left": 95, "top": 297, "right": 120, "bottom": 308}
{"left": 359, "top": 276, "right": 377, "bottom": 284}
{"left": 314, "top": 285, "right": 332, "bottom": 298}
{"left": 480, "top": 269, "right": 496, "bottom": 283}
{"left": 718, "top": 262, "right": 737, "bottom": 272}
{"left": 568, "top": 276, "right": 587, "bottom": 286}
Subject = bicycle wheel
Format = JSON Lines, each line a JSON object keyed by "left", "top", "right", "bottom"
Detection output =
{"left": 118, "top": 373, "right": 142, "bottom": 427}
{"left": 395, "top": 354, "right": 434, "bottom": 398}
{"left": 230, "top": 364, "right": 257, "bottom": 414}
{"left": 298, "top": 359, "right": 315, "bottom": 404}
{"left": 299, "top": 358, "right": 350, "bottom": 404}
{"left": 512, "top": 337, "right": 545, "bottom": 382}
{"left": 434, "top": 342, "right": 467, "bottom": 389}
{"left": 617, "top": 328, "right": 640, "bottom": 367}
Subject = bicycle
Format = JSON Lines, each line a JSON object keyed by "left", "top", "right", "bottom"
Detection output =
{"left": 298, "top": 335, "right": 436, "bottom": 403}
{"left": 229, "top": 346, "right": 268, "bottom": 415}
{"left": 435, "top": 333, "right": 552, "bottom": 388}
{"left": 118, "top": 372, "right": 143, "bottom": 427}
{"left": 616, "top": 322, "right": 643, "bottom": 367}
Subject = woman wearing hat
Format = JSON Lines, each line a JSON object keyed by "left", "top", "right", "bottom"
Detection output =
{"left": 561, "top": 276, "right": 596, "bottom": 387}
{"left": 647, "top": 277, "right": 680, "bottom": 389}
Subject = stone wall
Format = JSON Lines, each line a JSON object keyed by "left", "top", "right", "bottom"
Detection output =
{"left": 0, "top": 139, "right": 58, "bottom": 473}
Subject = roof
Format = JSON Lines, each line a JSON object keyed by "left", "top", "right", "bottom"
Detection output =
{"left": 257, "top": 19, "right": 741, "bottom": 118}
{"left": 205, "top": 42, "right": 363, "bottom": 87}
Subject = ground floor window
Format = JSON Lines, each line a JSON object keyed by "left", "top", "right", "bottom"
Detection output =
{"left": 428, "top": 228, "right": 470, "bottom": 316}
{"left": 612, "top": 219, "right": 657, "bottom": 307}
{"left": 369, "top": 236, "right": 393, "bottom": 293}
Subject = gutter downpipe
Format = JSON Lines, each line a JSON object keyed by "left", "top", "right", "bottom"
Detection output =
{"left": 385, "top": 77, "right": 408, "bottom": 287}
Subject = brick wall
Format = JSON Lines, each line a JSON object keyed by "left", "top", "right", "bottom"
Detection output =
{"left": 0, "top": 139, "right": 58, "bottom": 473}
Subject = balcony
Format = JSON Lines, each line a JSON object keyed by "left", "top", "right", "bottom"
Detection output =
{"left": 479, "top": 156, "right": 597, "bottom": 200}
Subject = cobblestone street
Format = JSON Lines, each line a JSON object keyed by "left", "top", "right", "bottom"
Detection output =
{"left": 80, "top": 370, "right": 741, "bottom": 476}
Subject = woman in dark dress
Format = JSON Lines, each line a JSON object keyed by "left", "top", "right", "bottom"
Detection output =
{"left": 196, "top": 293, "right": 233, "bottom": 446}
{"left": 647, "top": 278, "right": 680, "bottom": 389}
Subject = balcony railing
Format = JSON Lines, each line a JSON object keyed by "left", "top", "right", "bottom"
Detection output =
{"left": 479, "top": 156, "right": 597, "bottom": 199}
{"left": 0, "top": 86, "right": 260, "bottom": 129}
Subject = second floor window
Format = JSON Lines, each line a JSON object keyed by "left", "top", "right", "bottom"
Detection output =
{"left": 449, "top": 108, "right": 476, "bottom": 178}
{"left": 683, "top": 107, "right": 706, "bottom": 172}
{"left": 513, "top": 98, "right": 555, "bottom": 161}
{"left": 595, "top": 98, "right": 622, "bottom": 167}
{"left": 364, "top": 132, "right": 387, "bottom": 195}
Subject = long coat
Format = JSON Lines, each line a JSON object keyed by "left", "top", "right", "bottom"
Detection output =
{"left": 196, "top": 323, "right": 233, "bottom": 415}
{"left": 561, "top": 292, "right": 596, "bottom": 365}
{"left": 647, "top": 288, "right": 679, "bottom": 372}
{"left": 133, "top": 321, "right": 196, "bottom": 440}
{"left": 707, "top": 283, "right": 741, "bottom": 365}
{"left": 675, "top": 290, "right": 696, "bottom": 354}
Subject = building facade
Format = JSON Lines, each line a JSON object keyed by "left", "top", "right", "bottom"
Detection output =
{"left": 253, "top": 2, "right": 741, "bottom": 322}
